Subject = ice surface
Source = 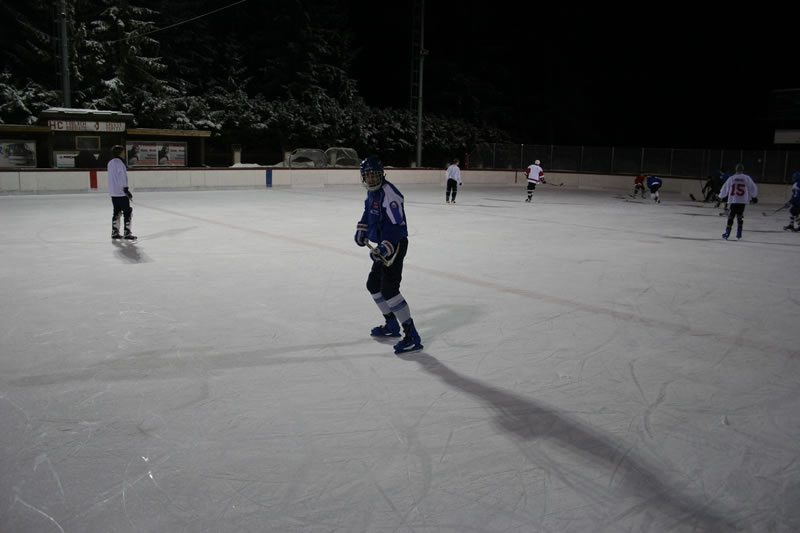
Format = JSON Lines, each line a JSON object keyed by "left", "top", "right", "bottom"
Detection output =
{"left": 1, "top": 185, "right": 798, "bottom": 532}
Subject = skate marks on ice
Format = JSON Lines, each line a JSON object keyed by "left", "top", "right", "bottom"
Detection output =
{"left": 678, "top": 212, "right": 723, "bottom": 218}
{"left": 396, "top": 352, "right": 739, "bottom": 531}
{"left": 661, "top": 235, "right": 722, "bottom": 242}
{"left": 136, "top": 225, "right": 198, "bottom": 241}
{"left": 408, "top": 264, "right": 794, "bottom": 358}
{"left": 663, "top": 232, "right": 800, "bottom": 247}
{"left": 7, "top": 340, "right": 384, "bottom": 388}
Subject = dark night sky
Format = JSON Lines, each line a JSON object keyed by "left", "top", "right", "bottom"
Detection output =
{"left": 347, "top": 3, "right": 800, "bottom": 149}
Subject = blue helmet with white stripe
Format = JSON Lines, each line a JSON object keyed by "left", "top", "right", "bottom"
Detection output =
{"left": 360, "top": 156, "right": 385, "bottom": 191}
{"left": 793, "top": 171, "right": 800, "bottom": 183}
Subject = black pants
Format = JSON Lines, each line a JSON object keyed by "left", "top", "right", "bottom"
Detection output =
{"left": 725, "top": 203, "right": 745, "bottom": 229}
{"left": 446, "top": 179, "right": 459, "bottom": 202}
{"left": 111, "top": 196, "right": 133, "bottom": 233}
{"left": 366, "top": 237, "right": 408, "bottom": 300}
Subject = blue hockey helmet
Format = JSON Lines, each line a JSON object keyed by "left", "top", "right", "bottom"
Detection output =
{"left": 793, "top": 171, "right": 800, "bottom": 183}
{"left": 360, "top": 156, "right": 385, "bottom": 191}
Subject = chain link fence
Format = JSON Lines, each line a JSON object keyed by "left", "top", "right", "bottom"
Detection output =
{"left": 469, "top": 143, "right": 800, "bottom": 184}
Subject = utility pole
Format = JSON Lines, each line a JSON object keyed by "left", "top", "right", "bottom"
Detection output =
{"left": 410, "top": 0, "right": 427, "bottom": 167}
{"left": 58, "top": 0, "right": 71, "bottom": 107}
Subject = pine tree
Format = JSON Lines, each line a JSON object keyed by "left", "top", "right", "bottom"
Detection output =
{"left": 77, "top": 0, "right": 175, "bottom": 126}
{"left": 0, "top": 72, "right": 60, "bottom": 125}
{"left": 0, "top": 0, "right": 62, "bottom": 123}
{"left": 0, "top": 0, "right": 57, "bottom": 87}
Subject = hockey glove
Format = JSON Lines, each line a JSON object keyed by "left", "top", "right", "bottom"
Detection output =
{"left": 370, "top": 240, "right": 394, "bottom": 263}
{"left": 124, "top": 187, "right": 133, "bottom": 200}
{"left": 354, "top": 223, "right": 367, "bottom": 246}
{"left": 751, "top": 197, "right": 758, "bottom": 204}
{"left": 784, "top": 202, "right": 791, "bottom": 209}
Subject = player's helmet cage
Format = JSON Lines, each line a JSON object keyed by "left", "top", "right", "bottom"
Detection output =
{"left": 360, "top": 156, "right": 385, "bottom": 191}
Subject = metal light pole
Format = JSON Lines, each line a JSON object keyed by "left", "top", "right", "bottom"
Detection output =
{"left": 415, "top": 1, "right": 427, "bottom": 167}
{"left": 59, "top": 0, "right": 71, "bottom": 107}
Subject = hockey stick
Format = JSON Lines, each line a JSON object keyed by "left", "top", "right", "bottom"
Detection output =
{"left": 544, "top": 181, "right": 564, "bottom": 187}
{"left": 762, "top": 205, "right": 787, "bottom": 217}
{"left": 365, "top": 241, "right": 398, "bottom": 267}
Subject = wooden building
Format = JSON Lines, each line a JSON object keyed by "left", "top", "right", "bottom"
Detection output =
{"left": 0, "top": 108, "right": 210, "bottom": 169}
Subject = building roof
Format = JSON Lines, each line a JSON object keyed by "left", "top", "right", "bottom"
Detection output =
{"left": 0, "top": 124, "right": 51, "bottom": 133}
{"left": 36, "top": 107, "right": 135, "bottom": 124}
{"left": 128, "top": 128, "right": 211, "bottom": 138}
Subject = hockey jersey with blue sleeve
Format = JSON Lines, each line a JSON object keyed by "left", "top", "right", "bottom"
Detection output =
{"left": 359, "top": 180, "right": 408, "bottom": 250}
{"left": 646, "top": 176, "right": 662, "bottom": 188}
{"left": 788, "top": 183, "right": 800, "bottom": 207}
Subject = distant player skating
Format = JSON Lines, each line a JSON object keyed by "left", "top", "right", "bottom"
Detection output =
{"left": 445, "top": 158, "right": 462, "bottom": 204}
{"left": 633, "top": 174, "right": 647, "bottom": 198}
{"left": 354, "top": 156, "right": 423, "bottom": 354}
{"left": 524, "top": 159, "right": 546, "bottom": 202}
{"left": 781, "top": 171, "right": 800, "bottom": 232}
{"left": 646, "top": 175, "right": 662, "bottom": 204}
{"left": 108, "top": 145, "right": 137, "bottom": 241}
{"left": 719, "top": 163, "right": 758, "bottom": 240}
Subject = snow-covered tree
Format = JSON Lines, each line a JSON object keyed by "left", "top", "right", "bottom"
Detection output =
{"left": 77, "top": 0, "right": 176, "bottom": 126}
{"left": 0, "top": 72, "right": 60, "bottom": 125}
{"left": 0, "top": 0, "right": 56, "bottom": 87}
{"left": 0, "top": 0, "right": 512, "bottom": 165}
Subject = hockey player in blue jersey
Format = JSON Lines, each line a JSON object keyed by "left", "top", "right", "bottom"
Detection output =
{"left": 783, "top": 171, "right": 800, "bottom": 232}
{"left": 354, "top": 156, "right": 423, "bottom": 354}
{"left": 646, "top": 175, "right": 663, "bottom": 203}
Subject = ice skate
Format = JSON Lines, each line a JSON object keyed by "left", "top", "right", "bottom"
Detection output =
{"left": 371, "top": 315, "right": 401, "bottom": 338}
{"left": 722, "top": 231, "right": 730, "bottom": 240}
{"left": 394, "top": 319, "right": 423, "bottom": 354}
{"left": 784, "top": 224, "right": 797, "bottom": 232}
{"left": 124, "top": 231, "right": 137, "bottom": 241}
{"left": 736, "top": 227, "right": 742, "bottom": 240}
{"left": 112, "top": 216, "right": 122, "bottom": 239}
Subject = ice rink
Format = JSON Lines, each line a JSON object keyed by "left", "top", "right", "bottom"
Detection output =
{"left": 1, "top": 183, "right": 799, "bottom": 533}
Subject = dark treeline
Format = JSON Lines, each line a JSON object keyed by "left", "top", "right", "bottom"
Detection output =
{"left": 0, "top": 0, "right": 511, "bottom": 166}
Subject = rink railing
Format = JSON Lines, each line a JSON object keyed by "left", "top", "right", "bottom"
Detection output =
{"left": 0, "top": 167, "right": 793, "bottom": 204}
{"left": 469, "top": 143, "right": 800, "bottom": 184}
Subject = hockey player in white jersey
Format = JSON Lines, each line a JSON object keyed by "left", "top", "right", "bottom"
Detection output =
{"left": 524, "top": 160, "right": 546, "bottom": 202}
{"left": 107, "top": 145, "right": 137, "bottom": 240}
{"left": 718, "top": 163, "right": 758, "bottom": 240}
{"left": 445, "top": 158, "right": 462, "bottom": 204}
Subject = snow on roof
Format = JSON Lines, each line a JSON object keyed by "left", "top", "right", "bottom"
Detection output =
{"left": 39, "top": 107, "right": 134, "bottom": 119}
